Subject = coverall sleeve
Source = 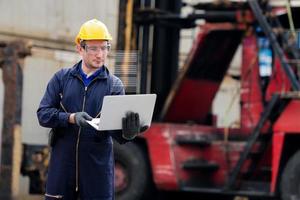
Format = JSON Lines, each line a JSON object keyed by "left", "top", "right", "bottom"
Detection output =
{"left": 37, "top": 71, "right": 70, "bottom": 128}
{"left": 108, "top": 77, "right": 129, "bottom": 144}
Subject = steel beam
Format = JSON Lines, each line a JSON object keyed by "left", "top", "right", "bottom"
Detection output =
{"left": 0, "top": 40, "right": 31, "bottom": 199}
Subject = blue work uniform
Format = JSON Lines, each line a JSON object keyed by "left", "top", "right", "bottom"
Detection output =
{"left": 37, "top": 61, "right": 126, "bottom": 200}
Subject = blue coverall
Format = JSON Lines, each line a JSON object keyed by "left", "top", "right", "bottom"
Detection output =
{"left": 37, "top": 61, "right": 126, "bottom": 200}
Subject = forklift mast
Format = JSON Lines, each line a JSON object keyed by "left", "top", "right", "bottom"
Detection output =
{"left": 132, "top": 0, "right": 300, "bottom": 123}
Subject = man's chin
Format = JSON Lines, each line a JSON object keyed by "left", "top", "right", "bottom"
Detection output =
{"left": 91, "top": 63, "right": 103, "bottom": 69}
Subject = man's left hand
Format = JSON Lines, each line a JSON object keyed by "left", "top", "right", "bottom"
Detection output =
{"left": 122, "top": 112, "right": 148, "bottom": 140}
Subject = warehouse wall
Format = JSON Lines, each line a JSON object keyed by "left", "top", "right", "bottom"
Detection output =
{"left": 0, "top": 0, "right": 119, "bottom": 144}
{"left": 0, "top": 0, "right": 119, "bottom": 46}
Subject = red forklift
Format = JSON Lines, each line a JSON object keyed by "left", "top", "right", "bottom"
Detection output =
{"left": 112, "top": 1, "right": 300, "bottom": 200}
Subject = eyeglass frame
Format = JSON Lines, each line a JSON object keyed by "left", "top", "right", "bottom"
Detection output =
{"left": 80, "top": 41, "right": 111, "bottom": 54}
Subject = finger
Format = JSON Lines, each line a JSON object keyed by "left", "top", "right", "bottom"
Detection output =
{"left": 122, "top": 117, "right": 126, "bottom": 129}
{"left": 126, "top": 111, "right": 131, "bottom": 118}
{"left": 82, "top": 120, "right": 89, "bottom": 127}
{"left": 86, "top": 114, "right": 93, "bottom": 120}
{"left": 135, "top": 113, "right": 140, "bottom": 127}
{"left": 130, "top": 112, "right": 135, "bottom": 127}
{"left": 85, "top": 115, "right": 93, "bottom": 121}
{"left": 140, "top": 125, "right": 149, "bottom": 133}
{"left": 82, "top": 112, "right": 93, "bottom": 120}
{"left": 126, "top": 114, "right": 131, "bottom": 128}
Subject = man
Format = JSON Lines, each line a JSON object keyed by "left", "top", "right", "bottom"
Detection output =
{"left": 37, "top": 19, "right": 145, "bottom": 200}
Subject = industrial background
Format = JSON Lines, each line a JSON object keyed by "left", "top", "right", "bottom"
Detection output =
{"left": 0, "top": 0, "right": 300, "bottom": 200}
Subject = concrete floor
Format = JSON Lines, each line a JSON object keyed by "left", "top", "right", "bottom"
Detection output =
{"left": 17, "top": 195, "right": 43, "bottom": 200}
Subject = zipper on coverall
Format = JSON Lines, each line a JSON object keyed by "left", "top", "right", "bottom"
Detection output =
{"left": 76, "top": 85, "right": 87, "bottom": 192}
{"left": 75, "top": 76, "right": 101, "bottom": 192}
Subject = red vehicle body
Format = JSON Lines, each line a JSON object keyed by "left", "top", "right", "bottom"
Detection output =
{"left": 113, "top": 4, "right": 300, "bottom": 200}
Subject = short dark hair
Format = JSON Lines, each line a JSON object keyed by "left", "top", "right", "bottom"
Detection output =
{"left": 79, "top": 40, "right": 86, "bottom": 48}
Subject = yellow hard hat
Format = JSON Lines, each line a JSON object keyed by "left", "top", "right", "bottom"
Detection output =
{"left": 75, "top": 19, "right": 112, "bottom": 45}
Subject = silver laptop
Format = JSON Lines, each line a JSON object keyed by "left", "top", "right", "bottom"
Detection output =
{"left": 87, "top": 94, "right": 156, "bottom": 131}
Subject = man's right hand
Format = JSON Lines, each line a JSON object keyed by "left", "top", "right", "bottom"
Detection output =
{"left": 70, "top": 112, "right": 93, "bottom": 127}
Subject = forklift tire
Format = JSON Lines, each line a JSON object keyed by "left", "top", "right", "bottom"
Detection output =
{"left": 280, "top": 150, "right": 300, "bottom": 200}
{"left": 114, "top": 141, "right": 152, "bottom": 200}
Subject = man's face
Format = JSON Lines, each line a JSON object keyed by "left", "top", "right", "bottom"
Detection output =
{"left": 78, "top": 40, "right": 110, "bottom": 70}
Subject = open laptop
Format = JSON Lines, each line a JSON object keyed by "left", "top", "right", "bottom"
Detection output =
{"left": 87, "top": 94, "right": 156, "bottom": 131}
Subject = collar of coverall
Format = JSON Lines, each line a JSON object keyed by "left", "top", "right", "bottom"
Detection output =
{"left": 70, "top": 60, "right": 109, "bottom": 79}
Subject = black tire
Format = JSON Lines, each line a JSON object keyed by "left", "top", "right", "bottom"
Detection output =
{"left": 114, "top": 141, "right": 152, "bottom": 200}
{"left": 280, "top": 150, "right": 300, "bottom": 200}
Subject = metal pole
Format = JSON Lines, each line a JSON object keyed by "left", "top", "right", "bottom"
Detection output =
{"left": 140, "top": 0, "right": 151, "bottom": 94}
{"left": 140, "top": 25, "right": 150, "bottom": 94}
{"left": 0, "top": 40, "right": 31, "bottom": 199}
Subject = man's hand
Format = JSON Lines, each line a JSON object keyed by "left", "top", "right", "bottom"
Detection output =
{"left": 122, "top": 112, "right": 149, "bottom": 140}
{"left": 71, "top": 112, "right": 93, "bottom": 127}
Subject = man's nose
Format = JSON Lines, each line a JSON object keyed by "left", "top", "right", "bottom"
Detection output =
{"left": 95, "top": 50, "right": 104, "bottom": 57}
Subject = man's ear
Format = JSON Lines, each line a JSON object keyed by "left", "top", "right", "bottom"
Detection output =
{"left": 76, "top": 44, "right": 83, "bottom": 54}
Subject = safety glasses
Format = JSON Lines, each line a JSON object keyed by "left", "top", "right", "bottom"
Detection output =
{"left": 83, "top": 44, "right": 111, "bottom": 54}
